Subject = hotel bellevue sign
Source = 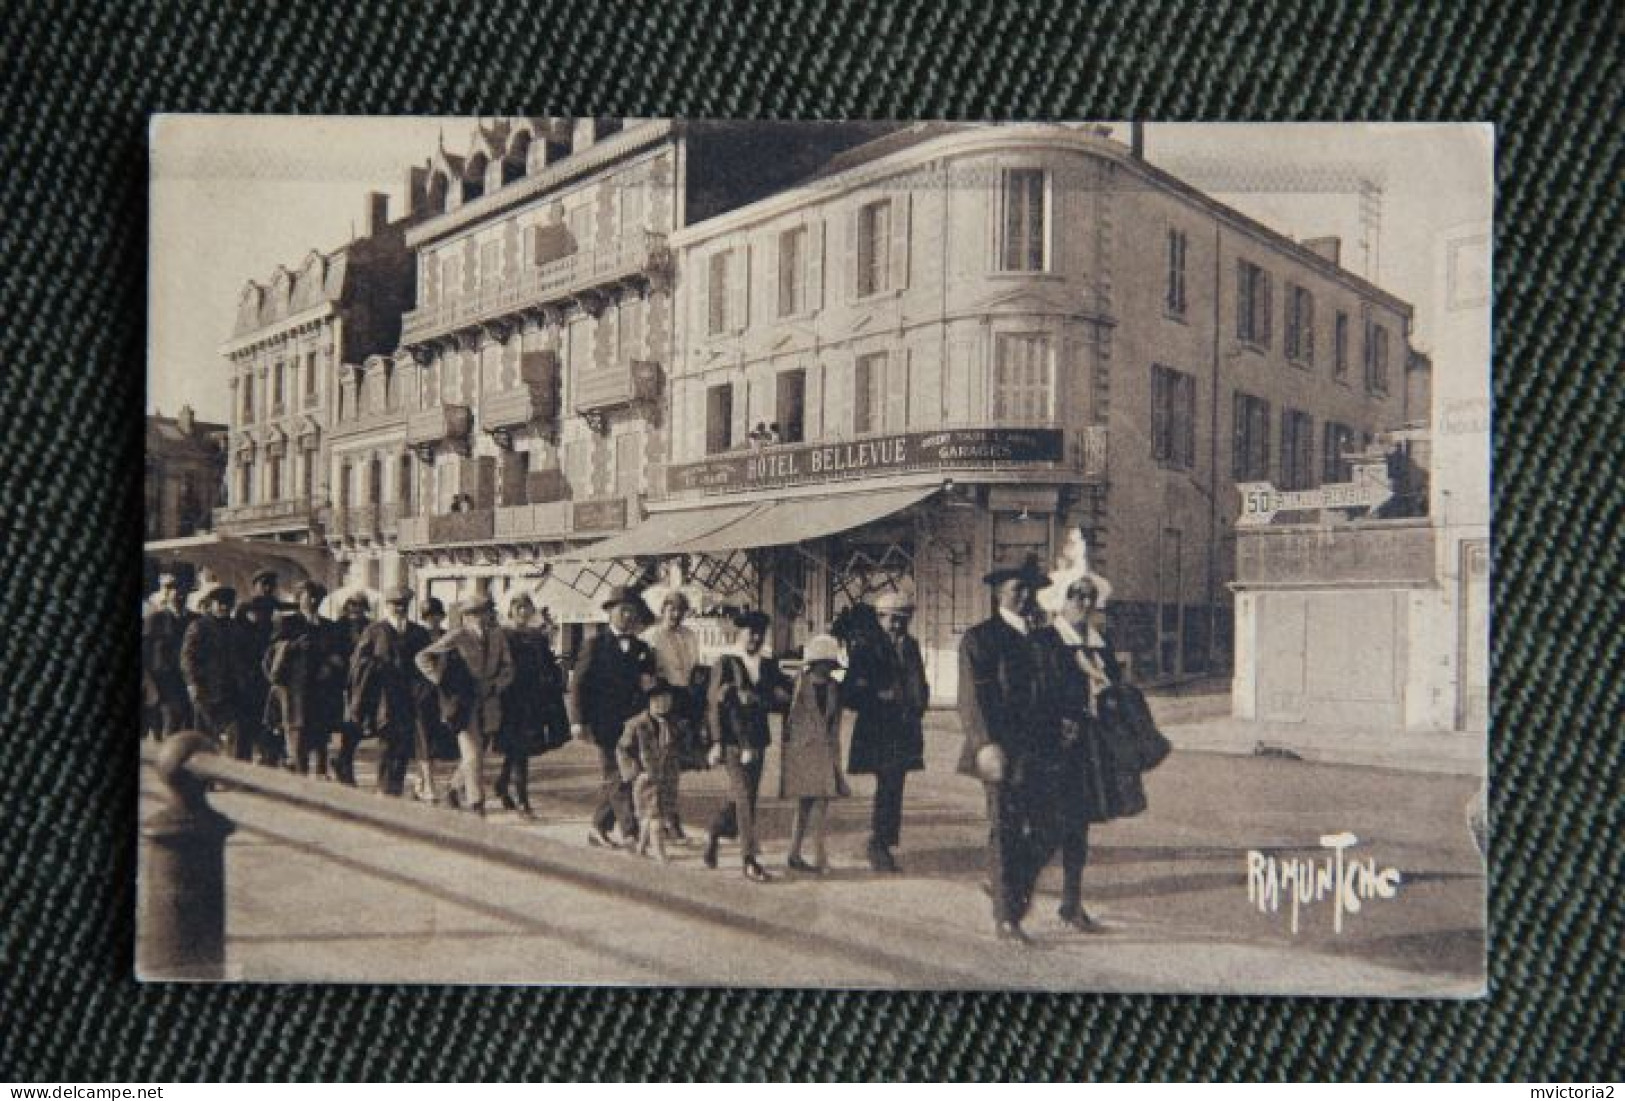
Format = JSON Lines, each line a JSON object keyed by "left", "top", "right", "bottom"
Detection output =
{"left": 664, "top": 427, "right": 1070, "bottom": 494}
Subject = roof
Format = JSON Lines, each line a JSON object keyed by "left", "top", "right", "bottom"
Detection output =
{"left": 231, "top": 246, "right": 351, "bottom": 338}
{"left": 146, "top": 413, "right": 226, "bottom": 462}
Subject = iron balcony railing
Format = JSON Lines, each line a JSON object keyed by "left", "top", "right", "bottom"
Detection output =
{"left": 402, "top": 230, "right": 670, "bottom": 345}
{"left": 214, "top": 496, "right": 314, "bottom": 529}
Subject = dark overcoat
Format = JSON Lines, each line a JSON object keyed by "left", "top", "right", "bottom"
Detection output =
{"left": 1031, "top": 624, "right": 1124, "bottom": 826}
{"left": 497, "top": 626, "right": 571, "bottom": 755}
{"left": 347, "top": 618, "right": 433, "bottom": 747}
{"left": 180, "top": 614, "right": 246, "bottom": 720}
{"left": 706, "top": 653, "right": 789, "bottom": 754}
{"left": 274, "top": 615, "right": 350, "bottom": 736}
{"left": 956, "top": 615, "right": 1046, "bottom": 778}
{"left": 845, "top": 632, "right": 929, "bottom": 775}
{"left": 141, "top": 606, "right": 192, "bottom": 708}
{"left": 568, "top": 629, "right": 657, "bottom": 750}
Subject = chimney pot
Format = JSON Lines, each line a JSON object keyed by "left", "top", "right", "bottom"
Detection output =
{"left": 363, "top": 191, "right": 389, "bottom": 237}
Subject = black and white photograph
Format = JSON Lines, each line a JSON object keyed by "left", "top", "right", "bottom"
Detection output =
{"left": 141, "top": 117, "right": 1491, "bottom": 994}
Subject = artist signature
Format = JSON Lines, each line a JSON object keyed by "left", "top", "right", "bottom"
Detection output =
{"left": 1245, "top": 833, "right": 1402, "bottom": 934}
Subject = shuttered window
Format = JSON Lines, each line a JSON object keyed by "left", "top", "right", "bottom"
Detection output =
{"left": 778, "top": 227, "right": 806, "bottom": 317}
{"left": 1237, "top": 260, "right": 1273, "bottom": 346}
{"left": 706, "top": 383, "right": 734, "bottom": 455}
{"left": 1285, "top": 283, "right": 1316, "bottom": 364}
{"left": 1365, "top": 318, "right": 1390, "bottom": 394}
{"left": 1280, "top": 408, "right": 1316, "bottom": 490}
{"left": 1322, "top": 421, "right": 1356, "bottom": 483}
{"left": 856, "top": 200, "right": 890, "bottom": 297}
{"left": 1335, "top": 311, "right": 1351, "bottom": 379}
{"left": 1152, "top": 364, "right": 1197, "bottom": 469}
{"left": 993, "top": 334, "right": 1053, "bottom": 422}
{"left": 776, "top": 369, "right": 807, "bottom": 443}
{"left": 1233, "top": 392, "right": 1272, "bottom": 481}
{"left": 1000, "top": 169, "right": 1046, "bottom": 272}
{"left": 854, "top": 352, "right": 886, "bottom": 435}
{"left": 1166, "top": 229, "right": 1188, "bottom": 314}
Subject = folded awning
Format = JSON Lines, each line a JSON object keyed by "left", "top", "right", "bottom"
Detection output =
{"left": 143, "top": 533, "right": 335, "bottom": 593}
{"left": 551, "top": 500, "right": 759, "bottom": 562}
{"left": 557, "top": 485, "right": 937, "bottom": 563}
{"left": 681, "top": 485, "right": 938, "bottom": 554}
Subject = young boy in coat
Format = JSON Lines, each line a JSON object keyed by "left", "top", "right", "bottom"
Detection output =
{"left": 616, "top": 680, "right": 687, "bottom": 862}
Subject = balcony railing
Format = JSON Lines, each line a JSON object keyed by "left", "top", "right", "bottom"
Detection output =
{"left": 427, "top": 508, "right": 495, "bottom": 545}
{"left": 327, "top": 502, "right": 404, "bottom": 542}
{"left": 331, "top": 402, "right": 409, "bottom": 438}
{"left": 402, "top": 231, "right": 670, "bottom": 345}
{"left": 214, "top": 496, "right": 314, "bottom": 531}
{"left": 648, "top": 423, "right": 1107, "bottom": 499}
{"left": 494, "top": 501, "right": 572, "bottom": 541}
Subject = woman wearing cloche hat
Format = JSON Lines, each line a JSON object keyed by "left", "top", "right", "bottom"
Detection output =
{"left": 779, "top": 634, "right": 850, "bottom": 874}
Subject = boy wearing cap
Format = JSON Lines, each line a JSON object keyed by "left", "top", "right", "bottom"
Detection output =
{"left": 616, "top": 679, "right": 688, "bottom": 862}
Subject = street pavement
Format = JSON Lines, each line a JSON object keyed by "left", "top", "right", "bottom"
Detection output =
{"left": 144, "top": 709, "right": 1487, "bottom": 993}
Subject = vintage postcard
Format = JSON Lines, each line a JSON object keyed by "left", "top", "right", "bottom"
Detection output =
{"left": 142, "top": 118, "right": 1490, "bottom": 993}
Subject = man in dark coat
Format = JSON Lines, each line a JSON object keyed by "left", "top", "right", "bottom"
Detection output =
{"left": 957, "top": 554, "right": 1050, "bottom": 943}
{"left": 348, "top": 585, "right": 433, "bottom": 797}
{"left": 283, "top": 580, "right": 349, "bottom": 780}
{"left": 844, "top": 591, "right": 930, "bottom": 873}
{"left": 141, "top": 574, "right": 193, "bottom": 738}
{"left": 569, "top": 585, "right": 656, "bottom": 847}
{"left": 233, "top": 568, "right": 282, "bottom": 765}
{"left": 703, "top": 609, "right": 790, "bottom": 883}
{"left": 181, "top": 584, "right": 250, "bottom": 757}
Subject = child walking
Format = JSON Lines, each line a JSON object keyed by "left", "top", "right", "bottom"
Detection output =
{"left": 779, "top": 635, "right": 849, "bottom": 874}
{"left": 617, "top": 680, "right": 687, "bottom": 862}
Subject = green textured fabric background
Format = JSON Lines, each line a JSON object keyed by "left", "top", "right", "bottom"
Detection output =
{"left": 1, "top": 0, "right": 1619, "bottom": 1081}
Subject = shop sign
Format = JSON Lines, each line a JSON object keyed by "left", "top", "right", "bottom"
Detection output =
{"left": 1237, "top": 462, "right": 1393, "bottom": 526}
{"left": 572, "top": 497, "right": 628, "bottom": 531}
{"left": 665, "top": 427, "right": 1064, "bottom": 494}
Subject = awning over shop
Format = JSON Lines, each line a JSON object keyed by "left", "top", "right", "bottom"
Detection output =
{"left": 552, "top": 500, "right": 758, "bottom": 562}
{"left": 557, "top": 485, "right": 938, "bottom": 562}
{"left": 143, "top": 533, "right": 334, "bottom": 593}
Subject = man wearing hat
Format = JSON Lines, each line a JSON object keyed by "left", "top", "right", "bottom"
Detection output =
{"left": 957, "top": 554, "right": 1050, "bottom": 943}
{"left": 232, "top": 568, "right": 283, "bottom": 765}
{"left": 844, "top": 591, "right": 931, "bottom": 873}
{"left": 703, "top": 608, "right": 791, "bottom": 882}
{"left": 415, "top": 592, "right": 514, "bottom": 813}
{"left": 408, "top": 595, "right": 450, "bottom": 802}
{"left": 348, "top": 586, "right": 433, "bottom": 797}
{"left": 569, "top": 585, "right": 657, "bottom": 847}
{"left": 142, "top": 574, "right": 193, "bottom": 738}
{"left": 274, "top": 580, "right": 350, "bottom": 780}
{"left": 181, "top": 583, "right": 251, "bottom": 757}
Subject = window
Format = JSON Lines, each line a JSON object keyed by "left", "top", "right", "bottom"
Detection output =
{"left": 705, "top": 383, "right": 734, "bottom": 455}
{"left": 854, "top": 352, "right": 887, "bottom": 435}
{"left": 1365, "top": 318, "right": 1390, "bottom": 393}
{"left": 993, "top": 334, "right": 1053, "bottom": 422}
{"left": 1285, "top": 284, "right": 1315, "bottom": 364}
{"left": 776, "top": 368, "right": 806, "bottom": 444}
{"left": 273, "top": 362, "right": 285, "bottom": 411}
{"left": 241, "top": 373, "right": 255, "bottom": 423}
{"left": 707, "top": 251, "right": 730, "bottom": 335}
{"left": 1237, "top": 260, "right": 1273, "bottom": 346}
{"left": 778, "top": 227, "right": 807, "bottom": 317}
{"left": 1000, "top": 169, "right": 1046, "bottom": 272}
{"left": 302, "top": 449, "right": 315, "bottom": 500}
{"left": 1232, "top": 392, "right": 1272, "bottom": 481}
{"left": 856, "top": 199, "right": 890, "bottom": 297}
{"left": 1280, "top": 409, "right": 1315, "bottom": 490}
{"left": 268, "top": 456, "right": 283, "bottom": 500}
{"left": 1151, "top": 365, "right": 1196, "bottom": 469}
{"left": 1166, "top": 229, "right": 1188, "bottom": 314}
{"left": 1328, "top": 312, "right": 1348, "bottom": 380}
{"left": 1323, "top": 421, "right": 1356, "bottom": 483}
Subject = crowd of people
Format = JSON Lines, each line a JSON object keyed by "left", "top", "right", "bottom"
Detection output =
{"left": 140, "top": 547, "right": 1166, "bottom": 942}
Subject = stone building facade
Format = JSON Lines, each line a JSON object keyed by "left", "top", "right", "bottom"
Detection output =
{"left": 145, "top": 405, "right": 226, "bottom": 543}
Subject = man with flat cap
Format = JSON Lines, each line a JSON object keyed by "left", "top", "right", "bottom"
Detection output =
{"left": 957, "top": 554, "right": 1050, "bottom": 943}
{"left": 142, "top": 573, "right": 193, "bottom": 738}
{"left": 570, "top": 584, "right": 657, "bottom": 847}
{"left": 233, "top": 568, "right": 283, "bottom": 764}
{"left": 415, "top": 592, "right": 513, "bottom": 813}
{"left": 181, "top": 583, "right": 250, "bottom": 757}
{"left": 348, "top": 586, "right": 433, "bottom": 797}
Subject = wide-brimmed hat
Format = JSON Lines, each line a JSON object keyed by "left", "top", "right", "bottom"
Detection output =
{"left": 982, "top": 554, "right": 1050, "bottom": 589}
{"left": 803, "top": 634, "right": 843, "bottom": 666}
{"left": 600, "top": 584, "right": 643, "bottom": 612}
{"left": 874, "top": 591, "right": 916, "bottom": 615}
{"left": 1050, "top": 570, "right": 1114, "bottom": 608}
{"left": 382, "top": 585, "right": 414, "bottom": 607}
{"left": 250, "top": 569, "right": 279, "bottom": 587}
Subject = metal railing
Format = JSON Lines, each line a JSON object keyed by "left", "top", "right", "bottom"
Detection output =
{"left": 214, "top": 496, "right": 313, "bottom": 527}
{"left": 402, "top": 230, "right": 669, "bottom": 344}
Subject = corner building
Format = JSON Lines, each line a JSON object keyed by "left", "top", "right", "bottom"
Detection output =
{"left": 598, "top": 123, "right": 1422, "bottom": 701}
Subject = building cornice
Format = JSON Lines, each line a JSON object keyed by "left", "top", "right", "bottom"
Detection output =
{"left": 220, "top": 302, "right": 336, "bottom": 358}
{"left": 672, "top": 124, "right": 1414, "bottom": 318}
{"left": 405, "top": 121, "right": 677, "bottom": 249}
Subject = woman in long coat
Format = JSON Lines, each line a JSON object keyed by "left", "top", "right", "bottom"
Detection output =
{"left": 1030, "top": 572, "right": 1124, "bottom": 933}
{"left": 495, "top": 593, "right": 571, "bottom": 818}
{"left": 779, "top": 635, "right": 848, "bottom": 873}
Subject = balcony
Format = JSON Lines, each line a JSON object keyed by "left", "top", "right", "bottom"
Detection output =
{"left": 495, "top": 501, "right": 572, "bottom": 541}
{"left": 427, "top": 508, "right": 495, "bottom": 545}
{"left": 576, "top": 358, "right": 663, "bottom": 417}
{"left": 213, "top": 496, "right": 314, "bottom": 535}
{"left": 401, "top": 231, "right": 670, "bottom": 345}
{"left": 649, "top": 423, "right": 1108, "bottom": 499}
{"left": 326, "top": 502, "right": 404, "bottom": 544}
{"left": 484, "top": 381, "right": 557, "bottom": 432}
{"left": 406, "top": 404, "right": 473, "bottom": 449}
{"left": 331, "top": 403, "right": 409, "bottom": 438}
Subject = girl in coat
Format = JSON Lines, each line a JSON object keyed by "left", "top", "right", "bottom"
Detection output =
{"left": 495, "top": 593, "right": 571, "bottom": 819}
{"left": 779, "top": 635, "right": 849, "bottom": 874}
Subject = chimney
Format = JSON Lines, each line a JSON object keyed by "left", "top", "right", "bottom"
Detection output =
{"left": 1303, "top": 236, "right": 1342, "bottom": 266}
{"left": 177, "top": 404, "right": 195, "bottom": 435}
{"left": 1130, "top": 121, "right": 1145, "bottom": 159}
{"left": 362, "top": 191, "right": 389, "bottom": 237}
{"left": 404, "top": 166, "right": 428, "bottom": 218}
